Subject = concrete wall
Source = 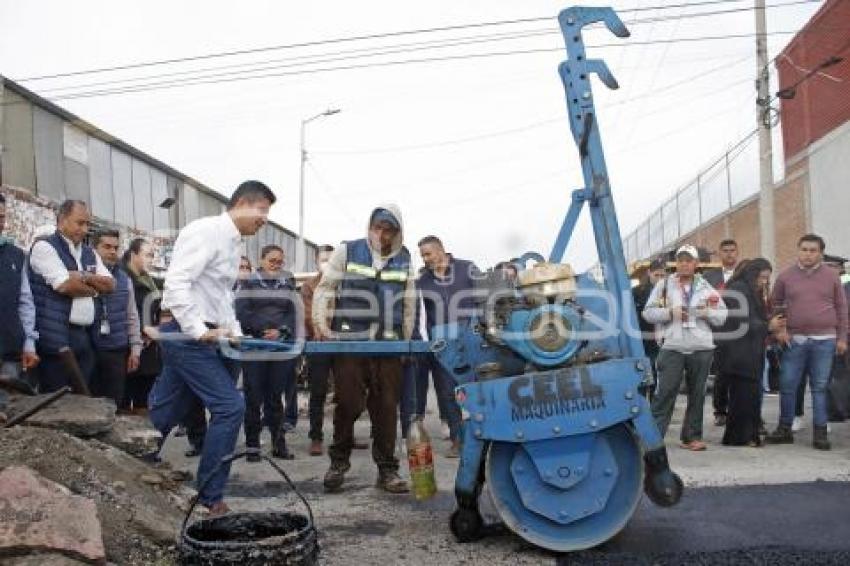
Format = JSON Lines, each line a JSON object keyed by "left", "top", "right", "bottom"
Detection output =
{"left": 809, "top": 121, "right": 850, "bottom": 260}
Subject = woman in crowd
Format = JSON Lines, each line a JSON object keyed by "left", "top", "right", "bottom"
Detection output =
{"left": 120, "top": 238, "right": 162, "bottom": 414}
{"left": 718, "top": 258, "right": 783, "bottom": 446}
{"left": 235, "top": 245, "right": 297, "bottom": 461}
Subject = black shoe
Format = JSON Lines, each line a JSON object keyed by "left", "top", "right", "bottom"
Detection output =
{"left": 246, "top": 446, "right": 262, "bottom": 462}
{"left": 184, "top": 446, "right": 202, "bottom": 458}
{"left": 765, "top": 424, "right": 794, "bottom": 444}
{"left": 813, "top": 426, "right": 831, "bottom": 451}
{"left": 272, "top": 446, "right": 295, "bottom": 460}
{"left": 323, "top": 461, "right": 350, "bottom": 492}
{"left": 140, "top": 451, "right": 162, "bottom": 464}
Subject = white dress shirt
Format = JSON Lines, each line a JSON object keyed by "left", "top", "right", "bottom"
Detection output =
{"left": 29, "top": 234, "right": 112, "bottom": 326}
{"left": 162, "top": 212, "right": 244, "bottom": 340}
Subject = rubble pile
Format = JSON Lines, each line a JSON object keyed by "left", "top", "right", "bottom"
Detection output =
{"left": 0, "top": 393, "right": 192, "bottom": 565}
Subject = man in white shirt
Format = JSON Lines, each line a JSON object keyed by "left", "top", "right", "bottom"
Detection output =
{"left": 148, "top": 180, "right": 275, "bottom": 516}
{"left": 28, "top": 200, "right": 114, "bottom": 393}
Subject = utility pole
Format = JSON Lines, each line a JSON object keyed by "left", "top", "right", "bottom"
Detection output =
{"left": 755, "top": 0, "right": 775, "bottom": 266}
{"left": 296, "top": 108, "right": 341, "bottom": 272}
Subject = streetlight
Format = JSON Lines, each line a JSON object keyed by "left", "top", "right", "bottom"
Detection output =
{"left": 297, "top": 107, "right": 341, "bottom": 272}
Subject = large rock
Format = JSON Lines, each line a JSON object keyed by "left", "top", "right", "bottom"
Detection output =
{"left": 7, "top": 394, "right": 115, "bottom": 437}
{"left": 0, "top": 466, "right": 106, "bottom": 564}
{"left": 0, "top": 426, "right": 187, "bottom": 564}
{"left": 98, "top": 415, "right": 161, "bottom": 456}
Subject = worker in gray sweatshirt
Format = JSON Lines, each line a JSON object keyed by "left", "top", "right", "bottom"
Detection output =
{"left": 643, "top": 245, "right": 727, "bottom": 451}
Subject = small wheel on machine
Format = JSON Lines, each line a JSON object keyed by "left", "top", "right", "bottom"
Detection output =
{"left": 645, "top": 469, "right": 684, "bottom": 507}
{"left": 450, "top": 507, "right": 483, "bottom": 542}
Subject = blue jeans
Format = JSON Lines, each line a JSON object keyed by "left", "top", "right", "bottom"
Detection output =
{"left": 400, "top": 358, "right": 430, "bottom": 438}
{"left": 432, "top": 357, "right": 462, "bottom": 442}
{"left": 779, "top": 338, "right": 836, "bottom": 428}
{"left": 148, "top": 321, "right": 245, "bottom": 506}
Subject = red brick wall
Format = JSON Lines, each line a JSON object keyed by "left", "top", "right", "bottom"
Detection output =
{"left": 727, "top": 201, "right": 760, "bottom": 261}
{"left": 778, "top": 0, "right": 850, "bottom": 162}
{"left": 773, "top": 173, "right": 809, "bottom": 270}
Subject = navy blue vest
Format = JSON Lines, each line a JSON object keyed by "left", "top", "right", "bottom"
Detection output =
{"left": 0, "top": 242, "right": 26, "bottom": 360}
{"left": 28, "top": 232, "right": 98, "bottom": 354}
{"left": 92, "top": 265, "right": 130, "bottom": 351}
{"left": 333, "top": 238, "right": 410, "bottom": 339}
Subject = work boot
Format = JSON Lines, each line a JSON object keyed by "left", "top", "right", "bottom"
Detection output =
{"left": 309, "top": 440, "right": 323, "bottom": 456}
{"left": 765, "top": 424, "right": 794, "bottom": 444}
{"left": 272, "top": 435, "right": 295, "bottom": 460}
{"left": 323, "top": 461, "right": 350, "bottom": 492}
{"left": 376, "top": 471, "right": 409, "bottom": 494}
{"left": 813, "top": 426, "right": 831, "bottom": 450}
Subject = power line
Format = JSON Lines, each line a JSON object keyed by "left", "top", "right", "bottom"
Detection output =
{"left": 17, "top": 0, "right": 816, "bottom": 83}
{"left": 29, "top": 0, "right": 820, "bottom": 98}
{"left": 313, "top": 54, "right": 753, "bottom": 155}
{"left": 46, "top": 30, "right": 801, "bottom": 102}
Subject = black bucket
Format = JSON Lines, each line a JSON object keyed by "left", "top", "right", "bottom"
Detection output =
{"left": 179, "top": 452, "right": 319, "bottom": 565}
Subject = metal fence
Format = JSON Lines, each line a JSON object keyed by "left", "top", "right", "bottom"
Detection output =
{"left": 622, "top": 129, "right": 760, "bottom": 264}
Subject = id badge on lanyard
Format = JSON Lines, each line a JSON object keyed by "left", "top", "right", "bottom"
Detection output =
{"left": 99, "top": 299, "right": 111, "bottom": 336}
{"left": 680, "top": 282, "right": 695, "bottom": 329}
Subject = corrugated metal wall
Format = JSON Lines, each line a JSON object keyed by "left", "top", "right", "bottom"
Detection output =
{"left": 0, "top": 80, "right": 314, "bottom": 269}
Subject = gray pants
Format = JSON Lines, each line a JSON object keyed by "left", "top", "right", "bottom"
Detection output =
{"left": 652, "top": 349, "right": 714, "bottom": 443}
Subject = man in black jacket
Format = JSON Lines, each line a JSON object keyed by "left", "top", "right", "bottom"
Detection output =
{"left": 703, "top": 238, "right": 739, "bottom": 426}
{"left": 0, "top": 194, "right": 40, "bottom": 391}
{"left": 236, "top": 244, "right": 298, "bottom": 461}
{"left": 417, "top": 235, "right": 481, "bottom": 457}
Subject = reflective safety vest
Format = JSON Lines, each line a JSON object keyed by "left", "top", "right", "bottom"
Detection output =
{"left": 333, "top": 238, "right": 410, "bottom": 340}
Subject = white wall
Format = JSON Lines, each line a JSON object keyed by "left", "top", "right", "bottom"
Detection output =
{"left": 809, "top": 120, "right": 850, "bottom": 259}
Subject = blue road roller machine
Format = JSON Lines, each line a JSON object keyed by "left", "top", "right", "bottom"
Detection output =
{"left": 231, "top": 5, "right": 683, "bottom": 553}
{"left": 432, "top": 5, "right": 684, "bottom": 551}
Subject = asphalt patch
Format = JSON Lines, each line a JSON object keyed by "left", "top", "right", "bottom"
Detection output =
{"left": 551, "top": 481, "right": 850, "bottom": 563}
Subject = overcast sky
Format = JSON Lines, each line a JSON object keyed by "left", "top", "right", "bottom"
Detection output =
{"left": 0, "top": 0, "right": 824, "bottom": 270}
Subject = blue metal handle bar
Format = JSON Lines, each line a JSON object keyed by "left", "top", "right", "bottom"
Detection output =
{"left": 223, "top": 337, "right": 433, "bottom": 357}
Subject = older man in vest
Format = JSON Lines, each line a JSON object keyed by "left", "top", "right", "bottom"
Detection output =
{"left": 90, "top": 229, "right": 143, "bottom": 404}
{"left": 313, "top": 204, "right": 416, "bottom": 493}
{"left": 29, "top": 200, "right": 114, "bottom": 393}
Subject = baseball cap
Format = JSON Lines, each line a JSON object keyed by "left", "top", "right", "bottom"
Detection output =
{"left": 675, "top": 244, "right": 699, "bottom": 259}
